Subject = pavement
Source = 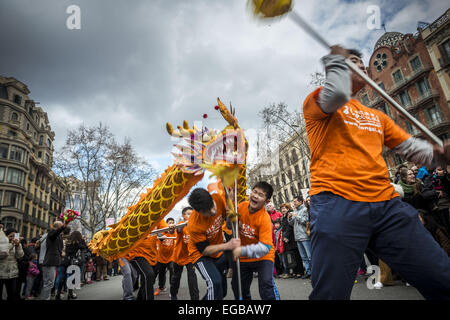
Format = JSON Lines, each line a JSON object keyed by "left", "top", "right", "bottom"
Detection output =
{"left": 72, "top": 269, "right": 424, "bottom": 300}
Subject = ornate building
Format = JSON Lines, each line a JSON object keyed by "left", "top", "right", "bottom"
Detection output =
{"left": 248, "top": 126, "right": 310, "bottom": 208}
{"left": 355, "top": 11, "right": 450, "bottom": 177}
{"left": 0, "top": 76, "right": 65, "bottom": 239}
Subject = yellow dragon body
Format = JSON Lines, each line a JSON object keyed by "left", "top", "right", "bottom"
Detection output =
{"left": 89, "top": 98, "right": 248, "bottom": 261}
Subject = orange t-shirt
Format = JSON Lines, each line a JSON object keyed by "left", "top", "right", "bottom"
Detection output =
{"left": 172, "top": 221, "right": 191, "bottom": 266}
{"left": 157, "top": 230, "right": 176, "bottom": 264}
{"left": 237, "top": 201, "right": 275, "bottom": 263}
{"left": 187, "top": 193, "right": 227, "bottom": 264}
{"left": 303, "top": 87, "right": 411, "bottom": 202}
{"left": 126, "top": 220, "right": 168, "bottom": 266}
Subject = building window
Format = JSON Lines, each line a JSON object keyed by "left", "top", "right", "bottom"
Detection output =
{"left": 9, "top": 145, "right": 24, "bottom": 163}
{"left": 361, "top": 94, "right": 370, "bottom": 106}
{"left": 404, "top": 120, "right": 419, "bottom": 135}
{"left": 0, "top": 167, "right": 5, "bottom": 182}
{"left": 379, "top": 102, "right": 392, "bottom": 118}
{"left": 6, "top": 168, "right": 24, "bottom": 186}
{"left": 410, "top": 56, "right": 422, "bottom": 72}
{"left": 439, "top": 39, "right": 450, "bottom": 65}
{"left": 0, "top": 144, "right": 8, "bottom": 159}
{"left": 3, "top": 191, "right": 23, "bottom": 209}
{"left": 392, "top": 69, "right": 403, "bottom": 83}
{"left": 290, "top": 186, "right": 297, "bottom": 197}
{"left": 45, "top": 154, "right": 50, "bottom": 165}
{"left": 13, "top": 94, "right": 22, "bottom": 106}
{"left": 39, "top": 136, "right": 43, "bottom": 146}
{"left": 38, "top": 151, "right": 42, "bottom": 158}
{"left": 11, "top": 112, "right": 19, "bottom": 121}
{"left": 284, "top": 189, "right": 289, "bottom": 202}
{"left": 373, "top": 53, "right": 388, "bottom": 72}
{"left": 2, "top": 217, "right": 17, "bottom": 231}
{"left": 47, "top": 139, "right": 52, "bottom": 148}
{"left": 398, "top": 91, "right": 412, "bottom": 108}
{"left": 8, "top": 130, "right": 17, "bottom": 137}
{"left": 424, "top": 105, "right": 444, "bottom": 127}
{"left": 416, "top": 78, "right": 431, "bottom": 97}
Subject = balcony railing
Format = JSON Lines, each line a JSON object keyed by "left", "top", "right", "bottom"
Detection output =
{"left": 414, "top": 90, "right": 439, "bottom": 107}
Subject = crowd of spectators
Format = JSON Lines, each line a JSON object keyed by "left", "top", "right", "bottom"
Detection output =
{"left": 0, "top": 219, "right": 120, "bottom": 300}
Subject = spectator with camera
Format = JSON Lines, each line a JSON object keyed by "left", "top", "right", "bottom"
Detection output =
{"left": 0, "top": 226, "right": 24, "bottom": 300}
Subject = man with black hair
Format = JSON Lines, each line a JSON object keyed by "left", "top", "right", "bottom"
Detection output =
{"left": 303, "top": 45, "right": 450, "bottom": 299}
{"left": 231, "top": 181, "right": 280, "bottom": 300}
{"left": 187, "top": 188, "right": 240, "bottom": 300}
{"left": 170, "top": 206, "right": 199, "bottom": 300}
{"left": 289, "top": 195, "right": 311, "bottom": 279}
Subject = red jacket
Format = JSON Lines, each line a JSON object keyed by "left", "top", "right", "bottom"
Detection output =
{"left": 268, "top": 210, "right": 283, "bottom": 223}
{"left": 274, "top": 228, "right": 284, "bottom": 254}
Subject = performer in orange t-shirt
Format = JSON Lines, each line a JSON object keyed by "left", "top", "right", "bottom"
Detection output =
{"left": 154, "top": 217, "right": 176, "bottom": 296}
{"left": 187, "top": 188, "right": 241, "bottom": 300}
{"left": 231, "top": 181, "right": 279, "bottom": 300}
{"left": 303, "top": 45, "right": 450, "bottom": 300}
{"left": 124, "top": 219, "right": 168, "bottom": 300}
{"left": 169, "top": 206, "right": 199, "bottom": 300}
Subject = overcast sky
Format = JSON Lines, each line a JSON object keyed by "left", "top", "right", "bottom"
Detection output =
{"left": 1, "top": 0, "right": 448, "bottom": 219}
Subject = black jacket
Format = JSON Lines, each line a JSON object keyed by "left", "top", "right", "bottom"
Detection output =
{"left": 42, "top": 226, "right": 66, "bottom": 266}
{"left": 62, "top": 240, "right": 87, "bottom": 266}
{"left": 281, "top": 212, "right": 297, "bottom": 252}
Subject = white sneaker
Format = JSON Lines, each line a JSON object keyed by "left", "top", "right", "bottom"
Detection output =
{"left": 374, "top": 282, "right": 383, "bottom": 289}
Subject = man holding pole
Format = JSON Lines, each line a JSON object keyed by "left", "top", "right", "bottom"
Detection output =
{"left": 187, "top": 188, "right": 240, "bottom": 300}
{"left": 231, "top": 181, "right": 279, "bottom": 300}
{"left": 303, "top": 45, "right": 450, "bottom": 300}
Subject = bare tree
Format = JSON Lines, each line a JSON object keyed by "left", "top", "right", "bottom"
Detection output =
{"left": 258, "top": 102, "right": 310, "bottom": 162}
{"left": 53, "top": 123, "right": 156, "bottom": 235}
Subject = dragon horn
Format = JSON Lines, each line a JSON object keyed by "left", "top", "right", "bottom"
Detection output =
{"left": 166, "top": 123, "right": 183, "bottom": 138}
{"left": 177, "top": 125, "right": 194, "bottom": 137}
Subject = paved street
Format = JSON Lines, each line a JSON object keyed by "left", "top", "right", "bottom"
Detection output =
{"left": 73, "top": 269, "right": 424, "bottom": 300}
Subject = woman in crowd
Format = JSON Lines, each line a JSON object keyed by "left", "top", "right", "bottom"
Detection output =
{"left": 0, "top": 227, "right": 24, "bottom": 300}
{"left": 279, "top": 203, "right": 303, "bottom": 278}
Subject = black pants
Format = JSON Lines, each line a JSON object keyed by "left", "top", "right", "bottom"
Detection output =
{"left": 194, "top": 254, "right": 228, "bottom": 300}
{"left": 0, "top": 278, "right": 17, "bottom": 301}
{"left": 170, "top": 262, "right": 199, "bottom": 300}
{"left": 231, "top": 260, "right": 278, "bottom": 300}
{"left": 156, "top": 262, "right": 173, "bottom": 290}
{"left": 130, "top": 257, "right": 155, "bottom": 300}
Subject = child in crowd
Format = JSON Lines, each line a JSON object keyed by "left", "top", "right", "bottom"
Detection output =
{"left": 25, "top": 253, "right": 40, "bottom": 300}
{"left": 85, "top": 258, "right": 95, "bottom": 284}
{"left": 274, "top": 219, "right": 287, "bottom": 278}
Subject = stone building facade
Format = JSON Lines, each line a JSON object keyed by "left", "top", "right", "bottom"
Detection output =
{"left": 0, "top": 76, "right": 65, "bottom": 239}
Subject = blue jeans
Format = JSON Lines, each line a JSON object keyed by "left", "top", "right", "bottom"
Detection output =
{"left": 54, "top": 266, "right": 67, "bottom": 291}
{"left": 296, "top": 240, "right": 312, "bottom": 275}
{"left": 279, "top": 252, "right": 288, "bottom": 274}
{"left": 309, "top": 192, "right": 450, "bottom": 300}
{"left": 231, "top": 259, "right": 279, "bottom": 300}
